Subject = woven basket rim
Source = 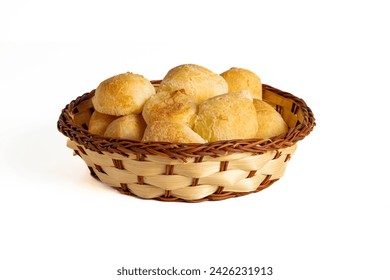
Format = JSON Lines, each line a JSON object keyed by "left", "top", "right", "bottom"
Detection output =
{"left": 57, "top": 82, "right": 315, "bottom": 159}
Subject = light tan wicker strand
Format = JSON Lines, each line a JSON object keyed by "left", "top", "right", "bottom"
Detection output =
{"left": 58, "top": 83, "right": 315, "bottom": 202}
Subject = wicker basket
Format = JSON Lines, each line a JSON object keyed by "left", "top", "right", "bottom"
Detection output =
{"left": 57, "top": 82, "right": 315, "bottom": 202}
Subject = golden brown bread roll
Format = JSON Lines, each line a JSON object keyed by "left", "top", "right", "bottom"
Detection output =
{"left": 142, "top": 89, "right": 198, "bottom": 127}
{"left": 220, "top": 67, "right": 262, "bottom": 99}
{"left": 88, "top": 111, "right": 118, "bottom": 135}
{"left": 142, "top": 121, "right": 206, "bottom": 143}
{"left": 158, "top": 64, "right": 228, "bottom": 104}
{"left": 193, "top": 91, "right": 258, "bottom": 142}
{"left": 253, "top": 99, "right": 288, "bottom": 139}
{"left": 92, "top": 72, "right": 155, "bottom": 116}
{"left": 104, "top": 114, "right": 146, "bottom": 141}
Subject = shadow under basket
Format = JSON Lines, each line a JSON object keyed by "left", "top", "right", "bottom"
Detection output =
{"left": 57, "top": 83, "right": 315, "bottom": 202}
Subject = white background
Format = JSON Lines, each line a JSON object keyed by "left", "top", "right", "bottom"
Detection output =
{"left": 1, "top": 0, "right": 389, "bottom": 279}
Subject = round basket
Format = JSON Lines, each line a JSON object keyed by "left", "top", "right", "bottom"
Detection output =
{"left": 57, "top": 82, "right": 315, "bottom": 202}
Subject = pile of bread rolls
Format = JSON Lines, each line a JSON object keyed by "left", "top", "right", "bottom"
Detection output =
{"left": 88, "top": 64, "right": 288, "bottom": 143}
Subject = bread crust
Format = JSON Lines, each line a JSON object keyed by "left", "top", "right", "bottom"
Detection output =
{"left": 158, "top": 64, "right": 228, "bottom": 104}
{"left": 142, "top": 89, "right": 198, "bottom": 127}
{"left": 92, "top": 72, "right": 155, "bottom": 116}
{"left": 194, "top": 91, "right": 258, "bottom": 142}
{"left": 142, "top": 121, "right": 206, "bottom": 143}
{"left": 253, "top": 99, "right": 288, "bottom": 139}
{"left": 104, "top": 114, "right": 146, "bottom": 141}
{"left": 221, "top": 67, "right": 262, "bottom": 99}
{"left": 88, "top": 111, "right": 118, "bottom": 135}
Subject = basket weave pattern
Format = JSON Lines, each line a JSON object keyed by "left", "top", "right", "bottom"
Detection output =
{"left": 58, "top": 83, "right": 315, "bottom": 202}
